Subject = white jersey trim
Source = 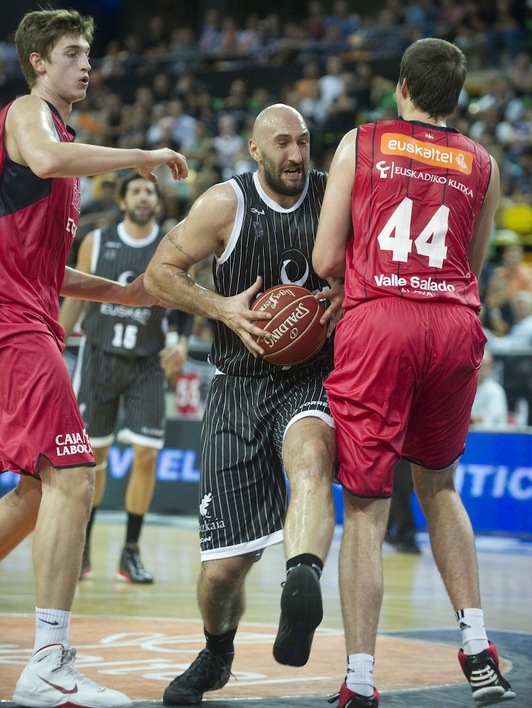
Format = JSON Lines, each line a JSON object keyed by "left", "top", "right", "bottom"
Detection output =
{"left": 117, "top": 221, "right": 159, "bottom": 248}
{"left": 251, "top": 170, "right": 309, "bottom": 213}
{"left": 216, "top": 179, "right": 245, "bottom": 266}
{"left": 200, "top": 529, "right": 284, "bottom": 561}
{"left": 284, "top": 410, "right": 336, "bottom": 444}
{"left": 91, "top": 228, "right": 101, "bottom": 273}
{"left": 116, "top": 427, "right": 165, "bottom": 450}
{"left": 88, "top": 433, "right": 115, "bottom": 449}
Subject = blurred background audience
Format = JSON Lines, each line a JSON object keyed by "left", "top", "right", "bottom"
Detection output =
{"left": 2, "top": 0, "right": 530, "bottom": 406}
{"left": 471, "top": 350, "right": 509, "bottom": 427}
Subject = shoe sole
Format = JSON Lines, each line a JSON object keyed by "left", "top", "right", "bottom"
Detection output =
{"left": 162, "top": 664, "right": 230, "bottom": 706}
{"left": 13, "top": 697, "right": 132, "bottom": 708}
{"left": 273, "top": 565, "right": 323, "bottom": 667}
{"left": 163, "top": 687, "right": 203, "bottom": 706}
{"left": 474, "top": 687, "right": 517, "bottom": 707}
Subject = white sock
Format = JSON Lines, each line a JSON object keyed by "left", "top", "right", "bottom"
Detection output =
{"left": 345, "top": 653, "right": 375, "bottom": 697}
{"left": 34, "top": 608, "right": 70, "bottom": 653}
{"left": 455, "top": 608, "right": 489, "bottom": 655}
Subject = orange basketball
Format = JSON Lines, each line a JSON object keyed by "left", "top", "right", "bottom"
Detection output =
{"left": 251, "top": 284, "right": 327, "bottom": 366}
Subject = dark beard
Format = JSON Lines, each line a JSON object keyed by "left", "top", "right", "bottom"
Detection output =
{"left": 126, "top": 209, "right": 156, "bottom": 226}
{"left": 262, "top": 159, "right": 306, "bottom": 197}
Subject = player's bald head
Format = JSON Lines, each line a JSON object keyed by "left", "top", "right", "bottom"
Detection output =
{"left": 248, "top": 103, "right": 310, "bottom": 201}
{"left": 252, "top": 103, "right": 308, "bottom": 144}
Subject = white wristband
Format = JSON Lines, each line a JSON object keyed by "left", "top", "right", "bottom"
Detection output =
{"left": 166, "top": 331, "right": 179, "bottom": 347}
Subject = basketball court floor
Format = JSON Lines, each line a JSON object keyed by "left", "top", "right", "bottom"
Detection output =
{"left": 1, "top": 512, "right": 531, "bottom": 707}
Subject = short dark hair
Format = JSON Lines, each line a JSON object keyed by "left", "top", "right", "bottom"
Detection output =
{"left": 118, "top": 172, "right": 160, "bottom": 200}
{"left": 15, "top": 8, "right": 94, "bottom": 88}
{"left": 398, "top": 38, "right": 467, "bottom": 120}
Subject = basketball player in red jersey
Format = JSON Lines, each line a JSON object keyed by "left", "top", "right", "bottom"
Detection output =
{"left": 313, "top": 39, "right": 514, "bottom": 707}
{"left": 0, "top": 9, "right": 187, "bottom": 708}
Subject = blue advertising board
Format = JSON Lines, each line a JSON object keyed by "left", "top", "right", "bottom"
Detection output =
{"left": 333, "top": 430, "right": 532, "bottom": 537}
{"left": 416, "top": 429, "right": 532, "bottom": 537}
{"left": 1, "top": 426, "right": 531, "bottom": 537}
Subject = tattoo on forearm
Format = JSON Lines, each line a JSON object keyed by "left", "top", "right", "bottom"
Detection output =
{"left": 166, "top": 231, "right": 199, "bottom": 264}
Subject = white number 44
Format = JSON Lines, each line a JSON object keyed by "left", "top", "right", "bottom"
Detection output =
{"left": 377, "top": 197, "right": 449, "bottom": 269}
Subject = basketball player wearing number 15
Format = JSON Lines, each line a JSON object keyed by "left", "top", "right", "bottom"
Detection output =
{"left": 59, "top": 173, "right": 193, "bottom": 584}
{"left": 313, "top": 39, "right": 513, "bottom": 708}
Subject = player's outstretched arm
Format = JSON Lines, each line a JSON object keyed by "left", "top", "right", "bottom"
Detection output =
{"left": 61, "top": 268, "right": 163, "bottom": 307}
{"left": 6, "top": 95, "right": 188, "bottom": 182}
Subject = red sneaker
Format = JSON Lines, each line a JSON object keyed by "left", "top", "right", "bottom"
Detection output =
{"left": 329, "top": 682, "right": 380, "bottom": 707}
{"left": 458, "top": 641, "right": 516, "bottom": 706}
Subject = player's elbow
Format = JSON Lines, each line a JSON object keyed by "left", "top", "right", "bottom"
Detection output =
{"left": 143, "top": 263, "right": 160, "bottom": 298}
{"left": 27, "top": 150, "right": 67, "bottom": 179}
{"left": 312, "top": 249, "right": 343, "bottom": 280}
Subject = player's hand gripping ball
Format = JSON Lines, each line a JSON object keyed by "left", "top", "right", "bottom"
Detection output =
{"left": 251, "top": 284, "right": 327, "bottom": 366}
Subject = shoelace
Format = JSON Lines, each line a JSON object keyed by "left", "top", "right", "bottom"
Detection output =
{"left": 190, "top": 649, "right": 237, "bottom": 684}
{"left": 131, "top": 554, "right": 145, "bottom": 571}
{"left": 56, "top": 645, "right": 78, "bottom": 670}
{"left": 54, "top": 646, "right": 105, "bottom": 691}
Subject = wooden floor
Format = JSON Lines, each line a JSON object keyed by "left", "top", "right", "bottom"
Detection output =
{"left": 1, "top": 512, "right": 531, "bottom": 707}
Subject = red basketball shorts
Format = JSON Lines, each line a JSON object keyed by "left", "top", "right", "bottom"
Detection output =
{"left": 0, "top": 311, "right": 95, "bottom": 476}
{"left": 325, "top": 298, "right": 486, "bottom": 498}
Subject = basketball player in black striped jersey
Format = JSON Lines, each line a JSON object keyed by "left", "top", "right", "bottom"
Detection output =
{"left": 145, "top": 104, "right": 345, "bottom": 703}
{"left": 60, "top": 173, "right": 193, "bottom": 584}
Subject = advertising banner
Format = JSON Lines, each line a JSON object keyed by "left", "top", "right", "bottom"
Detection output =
{"left": 1, "top": 427, "right": 530, "bottom": 537}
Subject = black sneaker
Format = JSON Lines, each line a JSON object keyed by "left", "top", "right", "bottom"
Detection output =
{"left": 116, "top": 545, "right": 154, "bottom": 584}
{"left": 459, "top": 641, "right": 516, "bottom": 706}
{"left": 273, "top": 564, "right": 323, "bottom": 667}
{"left": 79, "top": 542, "right": 93, "bottom": 580}
{"left": 163, "top": 648, "right": 232, "bottom": 705}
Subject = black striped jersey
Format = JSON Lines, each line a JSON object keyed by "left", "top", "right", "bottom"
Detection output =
{"left": 81, "top": 222, "right": 168, "bottom": 356}
{"left": 209, "top": 170, "right": 333, "bottom": 376}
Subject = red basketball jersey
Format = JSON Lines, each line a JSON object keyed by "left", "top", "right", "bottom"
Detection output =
{"left": 345, "top": 119, "right": 492, "bottom": 312}
{"left": 0, "top": 99, "right": 81, "bottom": 342}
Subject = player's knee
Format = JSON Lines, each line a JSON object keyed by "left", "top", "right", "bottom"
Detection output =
{"left": 133, "top": 445, "right": 158, "bottom": 469}
{"left": 46, "top": 465, "right": 95, "bottom": 506}
{"left": 289, "top": 436, "right": 335, "bottom": 482}
{"left": 201, "top": 554, "right": 253, "bottom": 588}
{"left": 413, "top": 467, "right": 457, "bottom": 510}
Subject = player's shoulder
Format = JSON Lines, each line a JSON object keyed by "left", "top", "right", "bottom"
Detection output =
{"left": 9, "top": 93, "right": 52, "bottom": 117}
{"left": 6, "top": 95, "right": 58, "bottom": 136}
{"left": 11, "top": 93, "right": 40, "bottom": 108}
{"left": 228, "top": 171, "right": 255, "bottom": 194}
{"left": 357, "top": 118, "right": 397, "bottom": 134}
{"left": 199, "top": 179, "right": 239, "bottom": 207}
{"left": 189, "top": 179, "right": 239, "bottom": 230}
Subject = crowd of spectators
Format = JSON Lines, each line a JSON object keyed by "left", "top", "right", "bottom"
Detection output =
{"left": 1, "top": 0, "right": 531, "bottom": 417}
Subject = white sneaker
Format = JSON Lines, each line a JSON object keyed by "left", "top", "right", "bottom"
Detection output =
{"left": 12, "top": 643, "right": 132, "bottom": 708}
